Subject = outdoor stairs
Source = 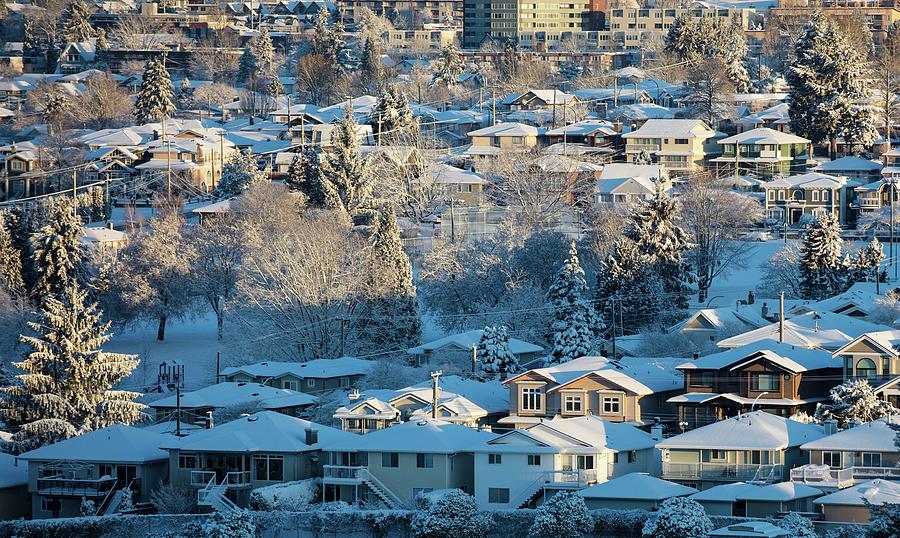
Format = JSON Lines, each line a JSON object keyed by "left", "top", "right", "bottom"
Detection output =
{"left": 358, "top": 469, "right": 405, "bottom": 509}
{"left": 748, "top": 465, "right": 779, "bottom": 485}
{"left": 197, "top": 477, "right": 239, "bottom": 512}
{"left": 101, "top": 489, "right": 124, "bottom": 515}
{"left": 512, "top": 475, "right": 548, "bottom": 509}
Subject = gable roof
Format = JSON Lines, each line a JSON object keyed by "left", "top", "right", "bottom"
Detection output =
{"left": 717, "top": 312, "right": 892, "bottom": 351}
{"left": 150, "top": 382, "right": 316, "bottom": 409}
{"left": 577, "top": 473, "right": 697, "bottom": 500}
{"left": 321, "top": 417, "right": 497, "bottom": 453}
{"left": 408, "top": 330, "right": 543, "bottom": 356}
{"left": 800, "top": 417, "right": 900, "bottom": 452}
{"left": 0, "top": 452, "right": 27, "bottom": 489}
{"left": 600, "top": 163, "right": 666, "bottom": 182}
{"left": 657, "top": 411, "right": 825, "bottom": 451}
{"left": 467, "top": 122, "right": 541, "bottom": 137}
{"left": 18, "top": 425, "right": 170, "bottom": 463}
{"left": 677, "top": 340, "right": 837, "bottom": 372}
{"left": 504, "top": 355, "right": 682, "bottom": 394}
{"left": 669, "top": 307, "right": 768, "bottom": 334}
{"left": 766, "top": 172, "right": 845, "bottom": 189}
{"left": 718, "top": 127, "right": 808, "bottom": 145}
{"left": 221, "top": 357, "right": 374, "bottom": 380}
{"left": 621, "top": 119, "right": 714, "bottom": 139}
{"left": 816, "top": 156, "right": 883, "bottom": 173}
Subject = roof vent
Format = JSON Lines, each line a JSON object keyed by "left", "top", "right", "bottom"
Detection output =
{"left": 261, "top": 362, "right": 268, "bottom": 366}
{"left": 237, "top": 382, "right": 246, "bottom": 386}
{"left": 251, "top": 393, "right": 260, "bottom": 397}
{"left": 247, "top": 416, "right": 259, "bottom": 422}
{"left": 416, "top": 420, "right": 428, "bottom": 426}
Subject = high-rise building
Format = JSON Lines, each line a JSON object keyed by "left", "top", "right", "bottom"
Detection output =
{"left": 462, "top": 1, "right": 605, "bottom": 49}
{"left": 338, "top": 1, "right": 463, "bottom": 29}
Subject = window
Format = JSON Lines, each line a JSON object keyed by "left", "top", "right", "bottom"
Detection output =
{"left": 521, "top": 387, "right": 542, "bottom": 411}
{"left": 576, "top": 455, "right": 594, "bottom": 469}
{"left": 628, "top": 450, "right": 637, "bottom": 463}
{"left": 564, "top": 395, "right": 583, "bottom": 413}
{"left": 10, "top": 160, "right": 22, "bottom": 171}
{"left": 767, "top": 190, "right": 774, "bottom": 201}
{"left": 41, "top": 496, "right": 59, "bottom": 512}
{"left": 282, "top": 380, "right": 298, "bottom": 391}
{"left": 823, "top": 451, "right": 842, "bottom": 468}
{"left": 527, "top": 455, "right": 541, "bottom": 466}
{"left": 253, "top": 454, "right": 284, "bottom": 481}
{"left": 488, "top": 453, "right": 502, "bottom": 464}
{"left": 856, "top": 358, "right": 877, "bottom": 379}
{"left": 603, "top": 396, "right": 621, "bottom": 414}
{"left": 812, "top": 190, "right": 820, "bottom": 202}
{"left": 778, "top": 190, "right": 785, "bottom": 201}
{"left": 306, "top": 378, "right": 316, "bottom": 388}
{"left": 417, "top": 453, "right": 434, "bottom": 468}
{"left": 690, "top": 372, "right": 714, "bottom": 387}
{"left": 382, "top": 452, "right": 399, "bottom": 468}
{"left": 885, "top": 357, "right": 892, "bottom": 376}
{"left": 862, "top": 452, "right": 882, "bottom": 467}
{"left": 710, "top": 450, "right": 726, "bottom": 461}
{"left": 179, "top": 454, "right": 198, "bottom": 469}
{"left": 100, "top": 464, "right": 114, "bottom": 477}
{"left": 674, "top": 138, "right": 688, "bottom": 144}
{"left": 751, "top": 373, "right": 781, "bottom": 392}
{"left": 488, "top": 488, "right": 510, "bottom": 503}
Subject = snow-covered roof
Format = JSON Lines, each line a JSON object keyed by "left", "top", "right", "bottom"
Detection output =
{"left": 150, "top": 382, "right": 316, "bottom": 409}
{"left": 18, "top": 425, "right": 170, "bottom": 463}
{"left": 221, "top": 358, "right": 374, "bottom": 380}
{"left": 677, "top": 340, "right": 837, "bottom": 372}
{"left": 766, "top": 172, "right": 845, "bottom": 189}
{"left": 335, "top": 374, "right": 509, "bottom": 416}
{"left": 813, "top": 479, "right": 900, "bottom": 507}
{"left": 467, "top": 122, "right": 541, "bottom": 137}
{"left": 82, "top": 226, "right": 127, "bottom": 244}
{"left": 718, "top": 127, "right": 808, "bottom": 145}
{"left": 609, "top": 103, "right": 675, "bottom": 121}
{"left": 505, "top": 355, "right": 682, "bottom": 395}
{"left": 709, "top": 521, "right": 791, "bottom": 538}
{"left": 321, "top": 417, "right": 497, "bottom": 453}
{"left": 192, "top": 199, "right": 233, "bottom": 215}
{"left": 162, "top": 411, "right": 354, "bottom": 453}
{"left": 600, "top": 163, "right": 666, "bottom": 182}
{"left": 621, "top": 119, "right": 714, "bottom": 139}
{"left": 689, "top": 482, "right": 761, "bottom": 502}
{"left": 0, "top": 452, "right": 27, "bottom": 489}
{"left": 801, "top": 418, "right": 900, "bottom": 453}
{"left": 689, "top": 481, "right": 821, "bottom": 503}
{"left": 789, "top": 282, "right": 880, "bottom": 318}
{"left": 739, "top": 103, "right": 791, "bottom": 126}
{"left": 527, "top": 154, "right": 602, "bottom": 174}
{"left": 408, "top": 330, "right": 543, "bottom": 356}
{"left": 657, "top": 411, "right": 825, "bottom": 451}
{"left": 668, "top": 306, "right": 768, "bottom": 334}
{"left": 816, "top": 156, "right": 883, "bottom": 173}
{"left": 545, "top": 120, "right": 617, "bottom": 138}
{"left": 577, "top": 473, "right": 697, "bottom": 500}
{"left": 596, "top": 176, "right": 656, "bottom": 196}
{"left": 717, "top": 312, "right": 892, "bottom": 351}
{"left": 425, "top": 164, "right": 485, "bottom": 185}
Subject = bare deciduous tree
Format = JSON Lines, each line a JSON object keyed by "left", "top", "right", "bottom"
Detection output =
{"left": 70, "top": 74, "right": 133, "bottom": 129}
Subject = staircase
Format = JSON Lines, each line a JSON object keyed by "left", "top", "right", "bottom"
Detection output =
{"left": 510, "top": 475, "right": 548, "bottom": 509}
{"left": 197, "top": 476, "right": 239, "bottom": 512}
{"left": 101, "top": 490, "right": 125, "bottom": 515}
{"left": 748, "top": 465, "right": 779, "bottom": 485}
{"left": 358, "top": 469, "right": 406, "bottom": 509}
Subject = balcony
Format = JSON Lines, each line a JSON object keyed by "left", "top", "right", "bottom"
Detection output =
{"left": 189, "top": 470, "right": 251, "bottom": 489}
{"left": 662, "top": 462, "right": 783, "bottom": 483}
{"left": 323, "top": 465, "right": 364, "bottom": 484}
{"left": 37, "top": 476, "right": 117, "bottom": 498}
{"left": 546, "top": 469, "right": 598, "bottom": 487}
{"left": 791, "top": 465, "right": 900, "bottom": 488}
{"left": 627, "top": 143, "right": 660, "bottom": 152}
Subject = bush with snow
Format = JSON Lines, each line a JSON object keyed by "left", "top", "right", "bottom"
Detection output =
{"left": 815, "top": 379, "right": 897, "bottom": 428}
{"left": 410, "top": 489, "right": 492, "bottom": 538}
{"left": 528, "top": 491, "right": 594, "bottom": 537}
{"left": 642, "top": 497, "right": 712, "bottom": 538}
{"left": 250, "top": 478, "right": 320, "bottom": 511}
{"left": 79, "top": 497, "right": 96, "bottom": 517}
{"left": 823, "top": 525, "right": 866, "bottom": 538}
{"left": 867, "top": 502, "right": 900, "bottom": 538}
{"left": 776, "top": 512, "right": 816, "bottom": 538}
{"left": 150, "top": 480, "right": 196, "bottom": 514}
{"left": 119, "top": 487, "right": 134, "bottom": 512}
{"left": 201, "top": 509, "right": 256, "bottom": 538}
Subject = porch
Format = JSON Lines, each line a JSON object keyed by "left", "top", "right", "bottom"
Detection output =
{"left": 790, "top": 464, "right": 900, "bottom": 489}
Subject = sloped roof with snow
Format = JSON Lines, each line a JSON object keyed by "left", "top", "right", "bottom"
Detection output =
{"left": 408, "top": 330, "right": 543, "bottom": 355}
{"left": 505, "top": 355, "right": 682, "bottom": 395}
{"left": 766, "top": 172, "right": 845, "bottom": 189}
{"left": 718, "top": 127, "right": 808, "bottom": 145}
{"left": 221, "top": 358, "right": 374, "bottom": 380}
{"left": 321, "top": 417, "right": 497, "bottom": 453}
{"left": 18, "top": 425, "right": 170, "bottom": 463}
{"left": 657, "top": 411, "right": 825, "bottom": 450}
{"left": 150, "top": 382, "right": 316, "bottom": 409}
{"left": 669, "top": 307, "right": 768, "bottom": 334}
{"left": 677, "top": 340, "right": 837, "bottom": 372}
{"left": 0, "top": 452, "right": 27, "bottom": 489}
{"left": 789, "top": 282, "right": 880, "bottom": 318}
{"left": 600, "top": 163, "right": 666, "bottom": 181}
{"left": 816, "top": 156, "right": 883, "bottom": 173}
{"left": 467, "top": 122, "right": 541, "bottom": 137}
{"left": 578, "top": 473, "right": 697, "bottom": 500}
{"left": 801, "top": 418, "right": 900, "bottom": 452}
{"left": 813, "top": 479, "right": 900, "bottom": 506}
{"left": 622, "top": 119, "right": 714, "bottom": 139}
{"left": 717, "top": 312, "right": 892, "bottom": 350}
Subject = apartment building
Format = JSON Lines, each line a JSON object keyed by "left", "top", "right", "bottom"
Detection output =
{"left": 339, "top": 0, "right": 462, "bottom": 28}
{"left": 771, "top": 0, "right": 900, "bottom": 44}
{"left": 462, "top": 1, "right": 604, "bottom": 49}
{"left": 605, "top": 6, "right": 754, "bottom": 51}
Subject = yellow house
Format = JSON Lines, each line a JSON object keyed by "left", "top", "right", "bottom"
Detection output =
{"left": 425, "top": 164, "right": 486, "bottom": 205}
{"left": 621, "top": 119, "right": 716, "bottom": 173}
{"left": 466, "top": 122, "right": 541, "bottom": 157}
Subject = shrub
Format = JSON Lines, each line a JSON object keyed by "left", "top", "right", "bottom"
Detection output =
{"left": 249, "top": 479, "right": 320, "bottom": 511}
{"left": 200, "top": 509, "right": 256, "bottom": 538}
{"left": 410, "top": 489, "right": 492, "bottom": 538}
{"left": 777, "top": 512, "right": 817, "bottom": 538}
{"left": 528, "top": 491, "right": 594, "bottom": 537}
{"left": 642, "top": 497, "right": 712, "bottom": 538}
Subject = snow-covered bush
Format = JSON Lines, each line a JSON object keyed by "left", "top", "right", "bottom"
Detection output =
{"left": 477, "top": 325, "right": 520, "bottom": 378}
{"left": 250, "top": 478, "right": 320, "bottom": 511}
{"left": 815, "top": 380, "right": 897, "bottom": 428}
{"left": 150, "top": 481, "right": 196, "bottom": 514}
{"left": 867, "top": 502, "right": 900, "bottom": 538}
{"left": 642, "top": 497, "right": 712, "bottom": 538}
{"left": 776, "top": 512, "right": 816, "bottom": 538}
{"left": 410, "top": 489, "right": 492, "bottom": 538}
{"left": 528, "top": 491, "right": 593, "bottom": 537}
{"left": 823, "top": 525, "right": 866, "bottom": 538}
{"left": 79, "top": 497, "right": 96, "bottom": 517}
{"left": 119, "top": 487, "right": 134, "bottom": 512}
{"left": 201, "top": 509, "right": 256, "bottom": 538}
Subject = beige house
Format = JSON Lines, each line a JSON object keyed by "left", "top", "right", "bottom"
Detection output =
{"left": 466, "top": 122, "right": 542, "bottom": 157}
{"left": 135, "top": 128, "right": 236, "bottom": 192}
{"left": 833, "top": 330, "right": 900, "bottom": 406}
{"left": 164, "top": 411, "right": 356, "bottom": 510}
{"left": 424, "top": 163, "right": 486, "bottom": 206}
{"left": 220, "top": 358, "right": 373, "bottom": 395}
{"left": 813, "top": 479, "right": 900, "bottom": 523}
{"left": 322, "top": 418, "right": 496, "bottom": 508}
{"left": 621, "top": 119, "right": 715, "bottom": 173}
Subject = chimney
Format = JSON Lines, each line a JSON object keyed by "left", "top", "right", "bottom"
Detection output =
{"left": 305, "top": 427, "right": 318, "bottom": 445}
{"left": 205, "top": 410, "right": 214, "bottom": 429}
{"left": 692, "top": 352, "right": 700, "bottom": 361}
{"left": 823, "top": 419, "right": 838, "bottom": 436}
{"left": 650, "top": 421, "right": 663, "bottom": 442}
{"left": 106, "top": 221, "right": 114, "bottom": 230}
{"left": 747, "top": 291, "right": 755, "bottom": 305}
{"left": 761, "top": 302, "right": 769, "bottom": 320}
{"left": 613, "top": 122, "right": 622, "bottom": 133}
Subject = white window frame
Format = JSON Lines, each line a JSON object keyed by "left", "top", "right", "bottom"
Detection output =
{"left": 488, "top": 453, "right": 502, "bottom": 465}
{"left": 602, "top": 395, "right": 622, "bottom": 414}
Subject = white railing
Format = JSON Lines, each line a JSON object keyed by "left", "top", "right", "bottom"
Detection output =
{"left": 190, "top": 470, "right": 251, "bottom": 488}
{"left": 190, "top": 470, "right": 216, "bottom": 487}
{"left": 546, "top": 469, "right": 598, "bottom": 486}
{"left": 322, "top": 465, "right": 406, "bottom": 508}
{"left": 508, "top": 474, "right": 548, "bottom": 509}
{"left": 663, "top": 462, "right": 784, "bottom": 482}
{"left": 323, "top": 465, "right": 363, "bottom": 480}
{"left": 358, "top": 468, "right": 406, "bottom": 509}
{"left": 790, "top": 465, "right": 853, "bottom": 487}
{"left": 627, "top": 143, "right": 659, "bottom": 152}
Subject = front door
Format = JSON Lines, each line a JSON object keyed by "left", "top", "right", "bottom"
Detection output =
{"left": 116, "top": 465, "right": 136, "bottom": 489}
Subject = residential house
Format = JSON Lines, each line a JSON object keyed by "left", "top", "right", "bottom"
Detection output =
{"left": 164, "top": 411, "right": 356, "bottom": 510}
{"left": 788, "top": 282, "right": 881, "bottom": 320}
{"left": 472, "top": 416, "right": 659, "bottom": 509}
{"left": 407, "top": 329, "right": 543, "bottom": 370}
{"left": 595, "top": 163, "right": 667, "bottom": 207}
{"left": 55, "top": 40, "right": 97, "bottom": 74}
{"left": 689, "top": 481, "right": 822, "bottom": 517}
{"left": 832, "top": 330, "right": 900, "bottom": 397}
{"left": 667, "top": 306, "right": 769, "bottom": 347}
{"left": 220, "top": 358, "right": 374, "bottom": 395}
{"left": 657, "top": 411, "right": 825, "bottom": 490}
{"left": 501, "top": 90, "right": 580, "bottom": 114}
{"left": 81, "top": 226, "right": 128, "bottom": 257}
{"left": 669, "top": 340, "right": 839, "bottom": 429}
{"left": 545, "top": 120, "right": 621, "bottom": 148}
{"left": 737, "top": 103, "right": 791, "bottom": 134}
{"left": 621, "top": 119, "right": 715, "bottom": 173}
{"left": 762, "top": 172, "right": 849, "bottom": 226}
{"left": 791, "top": 418, "right": 900, "bottom": 490}
{"left": 0, "top": 452, "right": 29, "bottom": 519}
{"left": 716, "top": 311, "right": 892, "bottom": 352}
{"left": 816, "top": 156, "right": 883, "bottom": 184}
{"left": 465, "top": 122, "right": 542, "bottom": 158}
{"left": 813, "top": 479, "right": 900, "bottom": 523}
{"left": 881, "top": 146, "right": 900, "bottom": 178}
{"left": 149, "top": 382, "right": 317, "bottom": 424}
{"left": 576, "top": 473, "right": 697, "bottom": 511}
{"left": 424, "top": 163, "right": 486, "bottom": 206}
{"left": 713, "top": 128, "right": 810, "bottom": 180}
{"left": 321, "top": 418, "right": 496, "bottom": 508}
{"left": 84, "top": 146, "right": 138, "bottom": 183}
{"left": 498, "top": 355, "right": 683, "bottom": 429}
{"left": 134, "top": 128, "right": 236, "bottom": 192}
{"left": 18, "top": 425, "right": 170, "bottom": 518}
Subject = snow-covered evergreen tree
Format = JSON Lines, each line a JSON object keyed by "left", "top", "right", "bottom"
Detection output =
{"left": 361, "top": 35, "right": 385, "bottom": 89}
{"left": 799, "top": 213, "right": 847, "bottom": 300}
{"left": 665, "top": 15, "right": 749, "bottom": 91}
{"left": 374, "top": 84, "right": 419, "bottom": 144}
{"left": 134, "top": 57, "right": 175, "bottom": 124}
{"left": 814, "top": 379, "right": 897, "bottom": 427}
{"left": 319, "top": 103, "right": 373, "bottom": 215}
{"left": 527, "top": 491, "right": 594, "bottom": 538}
{"left": 547, "top": 243, "right": 600, "bottom": 364}
{"left": 851, "top": 237, "right": 884, "bottom": 283}
{"left": 216, "top": 151, "right": 267, "bottom": 197}
{"left": 237, "top": 47, "right": 256, "bottom": 86}
{"left": 1, "top": 282, "right": 143, "bottom": 454}
{"left": 597, "top": 239, "right": 664, "bottom": 334}
{"left": 642, "top": 497, "right": 713, "bottom": 538}
{"left": 60, "top": 0, "right": 93, "bottom": 43}
{"left": 777, "top": 512, "right": 817, "bottom": 538}
{"left": 477, "top": 326, "right": 519, "bottom": 379}
{"left": 266, "top": 77, "right": 283, "bottom": 99}
{"left": 285, "top": 146, "right": 323, "bottom": 203}
{"left": 313, "top": 6, "right": 341, "bottom": 64}
{"left": 95, "top": 28, "right": 109, "bottom": 52}
{"left": 868, "top": 502, "right": 900, "bottom": 538}
{"left": 31, "top": 200, "right": 87, "bottom": 303}
{"left": 176, "top": 77, "right": 193, "bottom": 110}
{"left": 431, "top": 44, "right": 465, "bottom": 86}
{"left": 788, "top": 12, "right": 876, "bottom": 156}
{"left": 253, "top": 27, "right": 276, "bottom": 82}
{"left": 0, "top": 215, "right": 25, "bottom": 299}
{"left": 79, "top": 497, "right": 96, "bottom": 517}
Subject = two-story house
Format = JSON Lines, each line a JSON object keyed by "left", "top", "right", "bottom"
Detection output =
{"left": 669, "top": 340, "right": 840, "bottom": 430}
{"left": 717, "top": 311, "right": 892, "bottom": 352}
{"left": 423, "top": 164, "right": 487, "bottom": 206}
{"left": 621, "top": 119, "right": 715, "bottom": 173}
{"left": 55, "top": 40, "right": 97, "bottom": 74}
{"left": 762, "top": 172, "right": 850, "bottom": 225}
{"left": 658, "top": 411, "right": 825, "bottom": 490}
{"left": 545, "top": 120, "right": 621, "bottom": 148}
{"left": 18, "top": 425, "right": 170, "bottom": 518}
{"left": 165, "top": 411, "right": 356, "bottom": 510}
{"left": 472, "top": 415, "right": 659, "bottom": 509}
{"left": 595, "top": 163, "right": 668, "bottom": 208}
{"left": 220, "top": 358, "right": 373, "bottom": 395}
{"left": 465, "top": 122, "right": 543, "bottom": 158}
{"left": 737, "top": 103, "right": 792, "bottom": 134}
{"left": 134, "top": 128, "right": 236, "bottom": 192}
{"left": 498, "top": 355, "right": 682, "bottom": 429}
{"left": 816, "top": 156, "right": 883, "bottom": 184}
{"left": 832, "top": 330, "right": 900, "bottom": 406}
{"left": 714, "top": 128, "right": 810, "bottom": 180}
{"left": 321, "top": 418, "right": 496, "bottom": 508}
{"left": 84, "top": 146, "right": 139, "bottom": 184}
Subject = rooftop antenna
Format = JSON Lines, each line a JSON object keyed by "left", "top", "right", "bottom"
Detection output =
{"left": 430, "top": 370, "right": 442, "bottom": 419}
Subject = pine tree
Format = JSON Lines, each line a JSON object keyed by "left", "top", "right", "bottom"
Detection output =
{"left": 237, "top": 47, "right": 256, "bottom": 86}
{"left": 60, "top": 0, "right": 94, "bottom": 43}
{"left": 477, "top": 326, "right": 519, "bottom": 379}
{"left": 6, "top": 208, "right": 38, "bottom": 294}
{"left": 134, "top": 57, "right": 175, "bottom": 124}
{"left": 374, "top": 84, "right": 419, "bottom": 144}
{"left": 814, "top": 379, "right": 897, "bottom": 428}
{"left": 0, "top": 215, "right": 25, "bottom": 299}
{"left": 788, "top": 12, "right": 876, "bottom": 156}
{"left": 361, "top": 35, "right": 385, "bottom": 89}
{"left": 431, "top": 43, "right": 465, "bottom": 86}
{"left": 319, "top": 103, "right": 373, "bottom": 214}
{"left": 799, "top": 212, "right": 847, "bottom": 300}
{"left": 177, "top": 77, "right": 193, "bottom": 110}
{"left": 852, "top": 237, "right": 884, "bottom": 283}
{"left": 665, "top": 15, "right": 749, "bottom": 91}
{"left": 1, "top": 282, "right": 144, "bottom": 454}
{"left": 253, "top": 27, "right": 276, "bottom": 81}
{"left": 547, "top": 243, "right": 600, "bottom": 364}
{"left": 313, "top": 6, "right": 340, "bottom": 63}
{"left": 31, "top": 201, "right": 87, "bottom": 304}
{"left": 266, "top": 77, "right": 283, "bottom": 99}
{"left": 23, "top": 20, "right": 40, "bottom": 58}
{"left": 95, "top": 28, "right": 109, "bottom": 52}
{"left": 285, "top": 146, "right": 325, "bottom": 203}
{"left": 596, "top": 239, "right": 664, "bottom": 334}
{"left": 215, "top": 151, "right": 267, "bottom": 197}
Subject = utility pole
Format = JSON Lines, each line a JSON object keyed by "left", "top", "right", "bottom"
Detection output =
{"left": 471, "top": 344, "right": 477, "bottom": 376}
{"left": 610, "top": 299, "right": 617, "bottom": 359}
{"left": 552, "top": 88, "right": 557, "bottom": 129}
{"left": 779, "top": 291, "right": 785, "bottom": 343}
{"left": 71, "top": 169, "right": 77, "bottom": 215}
{"left": 166, "top": 137, "right": 172, "bottom": 198}
{"left": 105, "top": 174, "right": 110, "bottom": 223}
{"left": 216, "top": 352, "right": 221, "bottom": 383}
{"left": 175, "top": 384, "right": 182, "bottom": 437}
{"left": 479, "top": 87, "right": 483, "bottom": 114}
{"left": 430, "top": 370, "right": 442, "bottom": 419}
{"left": 286, "top": 94, "right": 292, "bottom": 137}
{"left": 218, "top": 132, "right": 225, "bottom": 189}
{"left": 491, "top": 87, "right": 497, "bottom": 126}
{"left": 300, "top": 114, "right": 306, "bottom": 147}
{"left": 377, "top": 112, "right": 383, "bottom": 146}
{"left": 449, "top": 198, "right": 456, "bottom": 242}
{"left": 892, "top": 179, "right": 896, "bottom": 280}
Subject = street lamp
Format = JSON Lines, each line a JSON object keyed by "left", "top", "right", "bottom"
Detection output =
{"left": 783, "top": 221, "right": 788, "bottom": 244}
{"left": 750, "top": 392, "right": 769, "bottom": 413}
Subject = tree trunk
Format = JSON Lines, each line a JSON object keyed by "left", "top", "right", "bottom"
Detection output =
{"left": 830, "top": 137, "right": 837, "bottom": 159}
{"left": 217, "top": 311, "right": 224, "bottom": 341}
{"left": 157, "top": 315, "right": 167, "bottom": 341}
